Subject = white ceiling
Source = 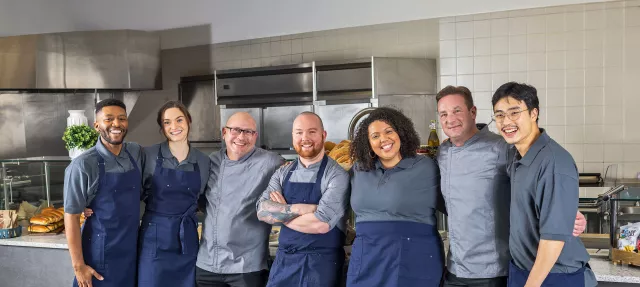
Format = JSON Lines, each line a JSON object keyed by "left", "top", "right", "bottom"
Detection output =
{"left": 1, "top": 0, "right": 605, "bottom": 49}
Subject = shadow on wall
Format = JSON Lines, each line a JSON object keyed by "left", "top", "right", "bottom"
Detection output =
{"left": 127, "top": 24, "right": 214, "bottom": 147}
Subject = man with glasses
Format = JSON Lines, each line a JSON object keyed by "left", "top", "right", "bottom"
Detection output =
{"left": 196, "top": 112, "right": 285, "bottom": 287}
{"left": 492, "top": 82, "right": 595, "bottom": 287}
{"left": 435, "top": 86, "right": 586, "bottom": 287}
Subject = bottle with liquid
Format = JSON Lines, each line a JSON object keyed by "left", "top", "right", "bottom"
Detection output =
{"left": 427, "top": 120, "right": 440, "bottom": 147}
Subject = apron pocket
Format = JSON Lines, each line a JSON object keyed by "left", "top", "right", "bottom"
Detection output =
{"left": 139, "top": 222, "right": 157, "bottom": 258}
{"left": 399, "top": 236, "right": 442, "bottom": 281}
{"left": 91, "top": 233, "right": 105, "bottom": 269}
{"left": 347, "top": 237, "right": 363, "bottom": 277}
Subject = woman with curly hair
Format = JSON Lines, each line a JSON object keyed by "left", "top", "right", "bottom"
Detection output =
{"left": 346, "top": 106, "right": 446, "bottom": 287}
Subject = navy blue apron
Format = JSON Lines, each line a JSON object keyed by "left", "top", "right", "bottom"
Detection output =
{"left": 73, "top": 149, "right": 141, "bottom": 287}
{"left": 508, "top": 261, "right": 587, "bottom": 287}
{"left": 138, "top": 148, "right": 201, "bottom": 287}
{"left": 267, "top": 156, "right": 346, "bottom": 287}
{"left": 346, "top": 221, "right": 444, "bottom": 287}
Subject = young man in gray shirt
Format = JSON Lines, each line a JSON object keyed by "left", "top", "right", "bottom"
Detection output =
{"left": 492, "top": 82, "right": 595, "bottom": 287}
{"left": 257, "top": 112, "right": 349, "bottom": 287}
{"left": 436, "top": 86, "right": 587, "bottom": 287}
{"left": 196, "top": 112, "right": 284, "bottom": 287}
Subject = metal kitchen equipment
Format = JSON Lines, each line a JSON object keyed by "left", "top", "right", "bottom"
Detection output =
{"left": 183, "top": 57, "right": 439, "bottom": 150}
{"left": 0, "top": 30, "right": 161, "bottom": 90}
{"left": 1, "top": 157, "right": 70, "bottom": 210}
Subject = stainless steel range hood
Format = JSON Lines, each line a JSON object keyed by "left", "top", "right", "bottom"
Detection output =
{"left": 0, "top": 30, "right": 161, "bottom": 91}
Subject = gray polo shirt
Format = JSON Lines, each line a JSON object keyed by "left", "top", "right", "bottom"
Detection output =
{"left": 63, "top": 139, "right": 144, "bottom": 214}
{"left": 257, "top": 156, "right": 350, "bottom": 233}
{"left": 350, "top": 155, "right": 445, "bottom": 225}
{"left": 509, "top": 129, "right": 596, "bottom": 286}
{"left": 196, "top": 147, "right": 284, "bottom": 274}
{"left": 437, "top": 128, "right": 511, "bottom": 278}
{"left": 141, "top": 141, "right": 211, "bottom": 201}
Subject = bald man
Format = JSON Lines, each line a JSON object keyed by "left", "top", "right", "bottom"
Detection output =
{"left": 257, "top": 112, "right": 350, "bottom": 287}
{"left": 196, "top": 112, "right": 285, "bottom": 287}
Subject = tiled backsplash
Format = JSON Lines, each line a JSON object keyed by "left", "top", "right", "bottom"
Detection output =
{"left": 439, "top": 1, "right": 640, "bottom": 179}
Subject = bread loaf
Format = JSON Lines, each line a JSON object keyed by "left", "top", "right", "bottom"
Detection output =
{"left": 28, "top": 220, "right": 64, "bottom": 233}
{"left": 30, "top": 209, "right": 64, "bottom": 225}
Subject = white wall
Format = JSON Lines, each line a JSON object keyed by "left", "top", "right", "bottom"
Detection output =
{"left": 1, "top": 0, "right": 609, "bottom": 49}
{"left": 438, "top": 0, "right": 640, "bottom": 179}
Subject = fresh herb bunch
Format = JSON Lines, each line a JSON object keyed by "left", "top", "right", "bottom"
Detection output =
{"left": 62, "top": 125, "right": 99, "bottom": 150}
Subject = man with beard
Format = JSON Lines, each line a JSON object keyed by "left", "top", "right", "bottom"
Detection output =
{"left": 435, "top": 86, "right": 587, "bottom": 287}
{"left": 196, "top": 112, "right": 285, "bottom": 287}
{"left": 257, "top": 112, "right": 349, "bottom": 287}
{"left": 63, "top": 99, "right": 144, "bottom": 287}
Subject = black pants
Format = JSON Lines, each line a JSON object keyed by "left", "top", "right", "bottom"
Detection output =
{"left": 196, "top": 267, "right": 268, "bottom": 287}
{"left": 443, "top": 270, "right": 508, "bottom": 287}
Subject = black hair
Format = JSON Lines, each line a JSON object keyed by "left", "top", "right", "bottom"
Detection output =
{"left": 491, "top": 82, "right": 539, "bottom": 122}
{"left": 349, "top": 106, "right": 420, "bottom": 171}
{"left": 95, "top": 99, "right": 126, "bottom": 114}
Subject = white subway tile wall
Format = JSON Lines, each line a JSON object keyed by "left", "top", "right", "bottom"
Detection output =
{"left": 439, "top": 0, "right": 640, "bottom": 179}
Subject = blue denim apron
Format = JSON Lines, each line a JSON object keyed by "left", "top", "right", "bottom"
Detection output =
{"left": 267, "top": 156, "right": 346, "bottom": 287}
{"left": 508, "top": 261, "right": 587, "bottom": 287}
{"left": 73, "top": 149, "right": 141, "bottom": 287}
{"left": 138, "top": 148, "right": 201, "bottom": 287}
{"left": 347, "top": 221, "right": 444, "bottom": 287}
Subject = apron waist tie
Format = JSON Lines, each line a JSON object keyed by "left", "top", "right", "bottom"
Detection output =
{"left": 179, "top": 205, "right": 198, "bottom": 255}
{"left": 146, "top": 205, "right": 198, "bottom": 255}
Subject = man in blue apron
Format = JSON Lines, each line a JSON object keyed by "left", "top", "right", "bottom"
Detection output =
{"left": 257, "top": 112, "right": 350, "bottom": 287}
{"left": 436, "top": 85, "right": 588, "bottom": 287}
{"left": 492, "top": 82, "right": 596, "bottom": 287}
{"left": 63, "top": 99, "right": 144, "bottom": 287}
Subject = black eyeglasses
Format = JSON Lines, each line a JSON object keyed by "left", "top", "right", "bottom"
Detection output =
{"left": 225, "top": 126, "right": 257, "bottom": 136}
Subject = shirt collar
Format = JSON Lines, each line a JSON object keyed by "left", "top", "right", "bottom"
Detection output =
{"left": 516, "top": 128, "right": 550, "bottom": 167}
{"left": 222, "top": 146, "right": 257, "bottom": 163}
{"left": 296, "top": 158, "right": 323, "bottom": 169}
{"left": 95, "top": 137, "right": 128, "bottom": 160}
{"left": 442, "top": 128, "right": 484, "bottom": 149}
{"left": 375, "top": 155, "right": 417, "bottom": 170}
{"left": 160, "top": 141, "right": 197, "bottom": 164}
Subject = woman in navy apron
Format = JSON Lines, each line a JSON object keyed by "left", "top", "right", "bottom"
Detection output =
{"left": 346, "top": 107, "right": 447, "bottom": 287}
{"left": 137, "top": 101, "right": 211, "bottom": 287}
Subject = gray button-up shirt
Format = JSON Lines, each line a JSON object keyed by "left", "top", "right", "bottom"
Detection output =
{"left": 63, "top": 139, "right": 144, "bottom": 214}
{"left": 196, "top": 147, "right": 284, "bottom": 274}
{"left": 257, "top": 156, "right": 350, "bottom": 232}
{"left": 350, "top": 156, "right": 445, "bottom": 225}
{"left": 141, "top": 141, "right": 211, "bottom": 201}
{"left": 509, "top": 129, "right": 596, "bottom": 287}
{"left": 437, "top": 128, "right": 511, "bottom": 278}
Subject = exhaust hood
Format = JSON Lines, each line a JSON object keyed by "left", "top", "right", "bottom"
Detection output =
{"left": 0, "top": 30, "right": 161, "bottom": 91}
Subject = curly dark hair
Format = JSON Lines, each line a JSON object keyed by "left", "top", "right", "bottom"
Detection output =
{"left": 350, "top": 106, "right": 420, "bottom": 171}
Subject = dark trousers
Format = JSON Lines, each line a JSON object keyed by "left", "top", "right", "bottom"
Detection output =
{"left": 443, "top": 270, "right": 508, "bottom": 287}
{"left": 196, "top": 267, "right": 268, "bottom": 287}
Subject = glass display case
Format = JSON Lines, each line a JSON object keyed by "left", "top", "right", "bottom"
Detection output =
{"left": 0, "top": 156, "right": 71, "bottom": 210}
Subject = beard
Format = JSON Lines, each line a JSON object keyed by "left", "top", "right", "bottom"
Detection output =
{"left": 294, "top": 143, "right": 324, "bottom": 159}
{"left": 99, "top": 127, "right": 127, "bottom": 145}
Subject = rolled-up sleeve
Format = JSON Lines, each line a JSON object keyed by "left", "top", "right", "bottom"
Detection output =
{"left": 256, "top": 165, "right": 287, "bottom": 210}
{"left": 63, "top": 162, "right": 89, "bottom": 214}
{"left": 538, "top": 172, "right": 578, "bottom": 242}
{"left": 314, "top": 166, "right": 350, "bottom": 229}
